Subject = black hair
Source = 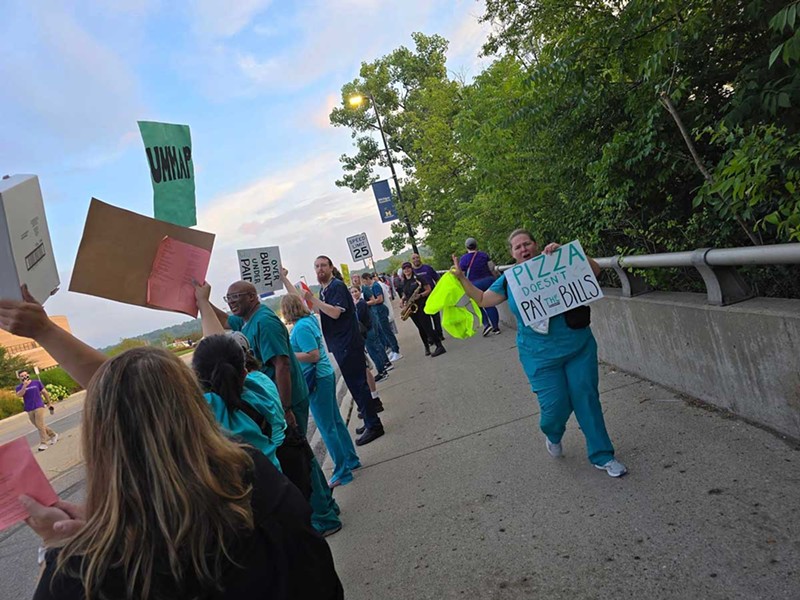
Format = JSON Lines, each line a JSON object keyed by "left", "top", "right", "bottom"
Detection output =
{"left": 192, "top": 335, "right": 246, "bottom": 415}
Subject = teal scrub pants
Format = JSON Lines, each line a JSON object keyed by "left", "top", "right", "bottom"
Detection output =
{"left": 523, "top": 335, "right": 615, "bottom": 466}
{"left": 293, "top": 399, "right": 342, "bottom": 533}
{"left": 310, "top": 373, "right": 361, "bottom": 486}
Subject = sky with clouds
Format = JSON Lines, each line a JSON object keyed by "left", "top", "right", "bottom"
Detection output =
{"left": 1, "top": 0, "right": 491, "bottom": 347}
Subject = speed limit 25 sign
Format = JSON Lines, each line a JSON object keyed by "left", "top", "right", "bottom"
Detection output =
{"left": 346, "top": 233, "right": 372, "bottom": 262}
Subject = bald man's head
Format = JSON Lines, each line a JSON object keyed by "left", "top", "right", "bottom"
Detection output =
{"left": 225, "top": 280, "right": 259, "bottom": 317}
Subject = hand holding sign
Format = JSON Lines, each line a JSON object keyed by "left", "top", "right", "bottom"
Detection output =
{"left": 237, "top": 247, "right": 282, "bottom": 297}
{"left": 505, "top": 240, "right": 603, "bottom": 328}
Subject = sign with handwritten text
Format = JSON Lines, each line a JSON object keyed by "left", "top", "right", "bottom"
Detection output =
{"left": 237, "top": 246, "right": 282, "bottom": 297}
{"left": 504, "top": 240, "right": 603, "bottom": 327}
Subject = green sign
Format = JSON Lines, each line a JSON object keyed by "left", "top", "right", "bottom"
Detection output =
{"left": 138, "top": 121, "right": 196, "bottom": 227}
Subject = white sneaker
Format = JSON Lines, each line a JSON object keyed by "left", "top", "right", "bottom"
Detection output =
{"left": 546, "top": 438, "right": 563, "bottom": 458}
{"left": 37, "top": 444, "right": 48, "bottom": 452}
{"left": 49, "top": 433, "right": 59, "bottom": 445}
{"left": 389, "top": 352, "right": 403, "bottom": 361}
{"left": 595, "top": 459, "right": 628, "bottom": 477}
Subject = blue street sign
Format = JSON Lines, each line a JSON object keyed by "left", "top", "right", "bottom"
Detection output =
{"left": 371, "top": 179, "right": 398, "bottom": 223}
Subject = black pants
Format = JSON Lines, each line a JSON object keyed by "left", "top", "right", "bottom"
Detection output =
{"left": 275, "top": 427, "right": 313, "bottom": 501}
{"left": 335, "top": 346, "right": 382, "bottom": 430}
{"left": 430, "top": 311, "right": 443, "bottom": 340}
{"left": 409, "top": 302, "right": 438, "bottom": 347}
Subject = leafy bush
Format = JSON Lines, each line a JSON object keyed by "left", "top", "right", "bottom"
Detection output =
{"left": 0, "top": 390, "right": 23, "bottom": 419}
{"left": 45, "top": 384, "right": 70, "bottom": 401}
{"left": 40, "top": 367, "right": 81, "bottom": 394}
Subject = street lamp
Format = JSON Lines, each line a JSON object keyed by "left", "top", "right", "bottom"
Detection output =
{"left": 349, "top": 91, "right": 419, "bottom": 255}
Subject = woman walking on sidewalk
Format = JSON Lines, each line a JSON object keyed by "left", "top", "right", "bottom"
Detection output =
{"left": 452, "top": 229, "right": 627, "bottom": 478}
{"left": 281, "top": 295, "right": 361, "bottom": 489}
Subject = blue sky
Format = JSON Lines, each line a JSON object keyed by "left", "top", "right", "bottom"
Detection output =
{"left": 0, "top": 0, "right": 490, "bottom": 347}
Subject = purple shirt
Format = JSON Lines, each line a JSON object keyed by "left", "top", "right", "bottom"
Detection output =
{"left": 16, "top": 380, "right": 45, "bottom": 412}
{"left": 459, "top": 251, "right": 493, "bottom": 282}
{"left": 413, "top": 264, "right": 440, "bottom": 288}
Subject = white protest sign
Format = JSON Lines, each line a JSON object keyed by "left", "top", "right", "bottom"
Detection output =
{"left": 346, "top": 232, "right": 372, "bottom": 262}
{"left": 505, "top": 240, "right": 603, "bottom": 327}
{"left": 237, "top": 246, "right": 282, "bottom": 296}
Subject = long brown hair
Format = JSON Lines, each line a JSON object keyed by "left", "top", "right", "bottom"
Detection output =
{"left": 57, "top": 347, "right": 254, "bottom": 599}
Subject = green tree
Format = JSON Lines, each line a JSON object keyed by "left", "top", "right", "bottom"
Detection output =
{"left": 106, "top": 338, "right": 148, "bottom": 357}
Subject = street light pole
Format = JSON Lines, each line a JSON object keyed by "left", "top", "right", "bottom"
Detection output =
{"left": 362, "top": 92, "right": 419, "bottom": 255}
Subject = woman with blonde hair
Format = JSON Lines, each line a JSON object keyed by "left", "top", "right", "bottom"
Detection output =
{"left": 281, "top": 294, "right": 361, "bottom": 489}
{"left": 0, "top": 286, "right": 343, "bottom": 599}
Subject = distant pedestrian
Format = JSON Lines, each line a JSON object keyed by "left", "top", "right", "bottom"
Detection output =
{"left": 452, "top": 229, "right": 627, "bottom": 478}
{"left": 411, "top": 253, "right": 444, "bottom": 340}
{"left": 459, "top": 238, "right": 501, "bottom": 336}
{"left": 399, "top": 262, "right": 446, "bottom": 357}
{"left": 362, "top": 272, "right": 402, "bottom": 362}
{"left": 351, "top": 286, "right": 390, "bottom": 380}
{"left": 16, "top": 370, "right": 57, "bottom": 451}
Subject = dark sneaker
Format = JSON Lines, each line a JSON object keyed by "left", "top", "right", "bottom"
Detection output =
{"left": 374, "top": 399, "right": 385, "bottom": 413}
{"left": 482, "top": 325, "right": 492, "bottom": 337}
{"left": 431, "top": 346, "right": 446, "bottom": 357}
{"left": 492, "top": 328, "right": 501, "bottom": 335}
{"left": 356, "top": 427, "right": 385, "bottom": 446}
{"left": 355, "top": 425, "right": 366, "bottom": 435}
{"left": 424, "top": 346, "right": 431, "bottom": 356}
{"left": 375, "top": 372, "right": 389, "bottom": 383}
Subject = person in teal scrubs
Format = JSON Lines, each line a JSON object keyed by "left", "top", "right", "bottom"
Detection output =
{"left": 192, "top": 334, "right": 284, "bottom": 470}
{"left": 452, "top": 229, "right": 627, "bottom": 478}
{"left": 281, "top": 295, "right": 361, "bottom": 488}
{"left": 196, "top": 281, "right": 343, "bottom": 536}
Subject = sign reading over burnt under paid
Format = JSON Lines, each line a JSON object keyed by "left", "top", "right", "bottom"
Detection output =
{"left": 237, "top": 246, "right": 283, "bottom": 297}
{"left": 504, "top": 240, "right": 603, "bottom": 327}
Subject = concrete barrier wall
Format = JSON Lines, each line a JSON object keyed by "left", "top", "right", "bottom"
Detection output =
{"left": 497, "top": 289, "right": 800, "bottom": 440}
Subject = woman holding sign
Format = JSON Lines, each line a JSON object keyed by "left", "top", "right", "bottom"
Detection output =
{"left": 451, "top": 229, "right": 627, "bottom": 478}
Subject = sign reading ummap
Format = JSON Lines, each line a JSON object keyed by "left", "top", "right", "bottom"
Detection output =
{"left": 346, "top": 233, "right": 372, "bottom": 262}
{"left": 237, "top": 246, "right": 282, "bottom": 297}
{"left": 504, "top": 240, "right": 603, "bottom": 327}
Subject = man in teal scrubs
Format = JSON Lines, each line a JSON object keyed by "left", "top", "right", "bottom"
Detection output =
{"left": 208, "top": 280, "right": 342, "bottom": 535}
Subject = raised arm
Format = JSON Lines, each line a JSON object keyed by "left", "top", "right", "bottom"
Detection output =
{"left": 195, "top": 283, "right": 226, "bottom": 337}
{"left": 451, "top": 256, "right": 507, "bottom": 308}
{"left": 280, "top": 268, "right": 301, "bottom": 297}
{"left": 0, "top": 286, "right": 107, "bottom": 388}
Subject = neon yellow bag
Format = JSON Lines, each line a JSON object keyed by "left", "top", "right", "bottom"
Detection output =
{"left": 424, "top": 271, "right": 483, "bottom": 339}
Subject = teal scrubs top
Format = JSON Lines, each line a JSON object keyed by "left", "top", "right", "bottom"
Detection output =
{"left": 204, "top": 390, "right": 282, "bottom": 470}
{"left": 229, "top": 305, "right": 309, "bottom": 412}
{"left": 489, "top": 273, "right": 593, "bottom": 363}
{"left": 290, "top": 315, "right": 335, "bottom": 379}
{"left": 244, "top": 371, "right": 287, "bottom": 448}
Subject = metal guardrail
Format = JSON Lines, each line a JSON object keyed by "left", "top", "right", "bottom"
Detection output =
{"left": 498, "top": 243, "right": 800, "bottom": 306}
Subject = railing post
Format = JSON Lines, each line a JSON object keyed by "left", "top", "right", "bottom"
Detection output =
{"left": 611, "top": 255, "right": 651, "bottom": 298}
{"left": 690, "top": 248, "right": 753, "bottom": 306}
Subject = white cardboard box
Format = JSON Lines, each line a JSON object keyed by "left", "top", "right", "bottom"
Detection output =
{"left": 0, "top": 175, "right": 60, "bottom": 303}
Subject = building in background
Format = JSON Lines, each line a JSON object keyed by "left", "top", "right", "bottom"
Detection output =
{"left": 0, "top": 316, "right": 72, "bottom": 371}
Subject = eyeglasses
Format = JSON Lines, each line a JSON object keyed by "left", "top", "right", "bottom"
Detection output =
{"left": 223, "top": 292, "right": 253, "bottom": 304}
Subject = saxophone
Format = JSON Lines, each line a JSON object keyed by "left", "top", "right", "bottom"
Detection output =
{"left": 400, "top": 285, "right": 423, "bottom": 321}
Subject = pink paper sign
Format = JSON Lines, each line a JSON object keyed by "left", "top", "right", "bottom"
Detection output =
{"left": 0, "top": 437, "right": 58, "bottom": 532}
{"left": 146, "top": 236, "right": 211, "bottom": 317}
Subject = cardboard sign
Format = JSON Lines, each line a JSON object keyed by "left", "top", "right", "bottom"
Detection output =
{"left": 346, "top": 233, "right": 372, "bottom": 262}
{"left": 0, "top": 438, "right": 58, "bottom": 532}
{"left": 70, "top": 199, "right": 215, "bottom": 310}
{"left": 237, "top": 246, "right": 282, "bottom": 297}
{"left": 138, "top": 121, "right": 196, "bottom": 227}
{"left": 505, "top": 240, "right": 603, "bottom": 327}
{"left": 147, "top": 237, "right": 211, "bottom": 316}
{"left": 0, "top": 175, "right": 60, "bottom": 304}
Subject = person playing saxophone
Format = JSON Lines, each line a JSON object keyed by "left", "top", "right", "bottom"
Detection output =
{"left": 398, "top": 261, "right": 446, "bottom": 357}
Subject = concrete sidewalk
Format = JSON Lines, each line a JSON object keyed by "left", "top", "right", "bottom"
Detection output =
{"left": 326, "top": 319, "right": 799, "bottom": 599}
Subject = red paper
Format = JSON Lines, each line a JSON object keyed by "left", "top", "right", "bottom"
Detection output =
{"left": 146, "top": 236, "right": 211, "bottom": 316}
{"left": 0, "top": 437, "right": 58, "bottom": 532}
{"left": 297, "top": 280, "right": 314, "bottom": 311}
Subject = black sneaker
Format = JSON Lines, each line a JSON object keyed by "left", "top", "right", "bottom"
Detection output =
{"left": 374, "top": 399, "right": 384, "bottom": 413}
{"left": 375, "top": 372, "right": 389, "bottom": 383}
{"left": 355, "top": 425, "right": 366, "bottom": 435}
{"left": 424, "top": 346, "right": 431, "bottom": 356}
{"left": 356, "top": 426, "right": 385, "bottom": 446}
{"left": 482, "top": 325, "right": 492, "bottom": 337}
{"left": 431, "top": 345, "right": 447, "bottom": 357}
